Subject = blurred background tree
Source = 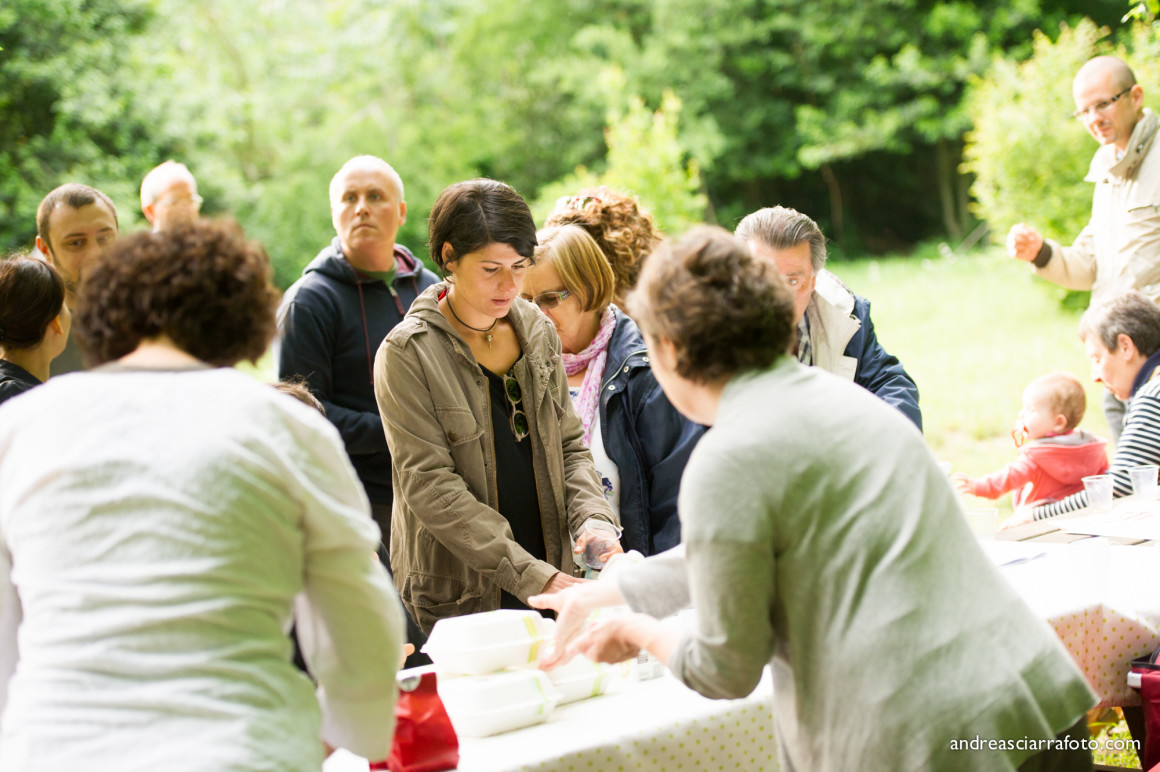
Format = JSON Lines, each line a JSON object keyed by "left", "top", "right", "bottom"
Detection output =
{"left": 0, "top": 0, "right": 1134, "bottom": 285}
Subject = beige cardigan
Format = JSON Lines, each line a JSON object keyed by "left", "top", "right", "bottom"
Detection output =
{"left": 374, "top": 283, "right": 615, "bottom": 634}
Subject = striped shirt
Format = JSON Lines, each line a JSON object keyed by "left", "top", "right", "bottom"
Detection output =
{"left": 1033, "top": 368, "right": 1160, "bottom": 520}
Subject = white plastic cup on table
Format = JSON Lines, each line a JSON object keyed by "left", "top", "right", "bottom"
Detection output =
{"left": 1129, "top": 465, "right": 1159, "bottom": 501}
{"left": 1083, "top": 474, "right": 1114, "bottom": 512}
{"left": 963, "top": 508, "right": 998, "bottom": 539}
{"left": 582, "top": 520, "right": 623, "bottom": 571}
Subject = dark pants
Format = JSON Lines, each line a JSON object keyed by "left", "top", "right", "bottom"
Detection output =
{"left": 1016, "top": 716, "right": 1094, "bottom": 772}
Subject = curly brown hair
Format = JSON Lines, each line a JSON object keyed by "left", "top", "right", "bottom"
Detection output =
{"left": 627, "top": 225, "right": 795, "bottom": 384}
{"left": 75, "top": 220, "right": 278, "bottom": 367}
{"left": 545, "top": 186, "right": 661, "bottom": 308}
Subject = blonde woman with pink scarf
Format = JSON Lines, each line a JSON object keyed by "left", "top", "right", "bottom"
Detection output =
{"left": 521, "top": 225, "right": 703, "bottom": 556}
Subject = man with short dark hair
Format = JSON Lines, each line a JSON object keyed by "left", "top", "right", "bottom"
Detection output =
{"left": 140, "top": 161, "right": 201, "bottom": 232}
{"left": 1008, "top": 55, "right": 1160, "bottom": 442}
{"left": 276, "top": 156, "right": 439, "bottom": 544}
{"left": 34, "top": 183, "right": 120, "bottom": 375}
{"left": 736, "top": 205, "right": 922, "bottom": 430}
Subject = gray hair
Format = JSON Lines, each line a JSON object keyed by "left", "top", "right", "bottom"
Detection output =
{"left": 734, "top": 206, "right": 827, "bottom": 273}
{"left": 1078, "top": 291, "right": 1160, "bottom": 357}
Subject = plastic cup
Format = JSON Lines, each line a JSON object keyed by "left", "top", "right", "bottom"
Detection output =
{"left": 1129, "top": 465, "right": 1159, "bottom": 501}
{"left": 581, "top": 520, "right": 622, "bottom": 570}
{"left": 1083, "top": 474, "right": 1114, "bottom": 512}
{"left": 963, "top": 508, "right": 999, "bottom": 539}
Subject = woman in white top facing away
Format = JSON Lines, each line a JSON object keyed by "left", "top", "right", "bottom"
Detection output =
{"left": 0, "top": 221, "right": 404, "bottom": 772}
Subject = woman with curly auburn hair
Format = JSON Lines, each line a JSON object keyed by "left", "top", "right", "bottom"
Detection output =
{"left": 0, "top": 254, "right": 69, "bottom": 406}
{"left": 545, "top": 186, "right": 661, "bottom": 309}
{"left": 0, "top": 221, "right": 405, "bottom": 771}
{"left": 534, "top": 226, "right": 1096, "bottom": 771}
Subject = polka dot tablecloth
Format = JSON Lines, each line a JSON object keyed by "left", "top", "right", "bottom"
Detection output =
{"left": 324, "top": 669, "right": 778, "bottom": 772}
{"left": 994, "top": 540, "right": 1160, "bottom": 709}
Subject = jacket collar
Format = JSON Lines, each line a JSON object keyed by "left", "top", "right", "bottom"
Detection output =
{"left": 303, "top": 237, "right": 422, "bottom": 285}
{"left": 1131, "top": 346, "right": 1160, "bottom": 399}
{"left": 408, "top": 283, "right": 557, "bottom": 381}
{"left": 1088, "top": 108, "right": 1159, "bottom": 183}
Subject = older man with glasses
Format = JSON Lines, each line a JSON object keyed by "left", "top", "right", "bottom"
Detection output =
{"left": 1008, "top": 55, "right": 1160, "bottom": 443}
{"left": 140, "top": 160, "right": 203, "bottom": 232}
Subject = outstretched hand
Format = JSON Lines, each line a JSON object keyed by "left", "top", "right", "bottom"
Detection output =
{"left": 529, "top": 579, "right": 624, "bottom": 669}
{"left": 951, "top": 472, "right": 972, "bottom": 495}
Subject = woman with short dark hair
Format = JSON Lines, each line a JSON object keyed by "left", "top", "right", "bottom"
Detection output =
{"left": 534, "top": 225, "right": 1096, "bottom": 771}
{"left": 375, "top": 179, "right": 617, "bottom": 635}
{"left": 0, "top": 221, "right": 404, "bottom": 771}
{"left": 0, "top": 255, "right": 69, "bottom": 406}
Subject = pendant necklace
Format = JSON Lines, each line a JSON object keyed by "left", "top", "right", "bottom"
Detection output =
{"left": 446, "top": 295, "right": 499, "bottom": 349}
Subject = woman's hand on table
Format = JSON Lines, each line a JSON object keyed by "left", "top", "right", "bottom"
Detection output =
{"left": 529, "top": 579, "right": 624, "bottom": 669}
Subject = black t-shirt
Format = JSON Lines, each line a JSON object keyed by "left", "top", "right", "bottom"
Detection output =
{"left": 482, "top": 364, "right": 545, "bottom": 609}
{"left": 0, "top": 359, "right": 43, "bottom": 407}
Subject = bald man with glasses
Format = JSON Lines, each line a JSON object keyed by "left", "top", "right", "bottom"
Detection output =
{"left": 1008, "top": 56, "right": 1160, "bottom": 442}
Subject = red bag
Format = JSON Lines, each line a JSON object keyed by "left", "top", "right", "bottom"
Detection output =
{"left": 369, "top": 669, "right": 459, "bottom": 772}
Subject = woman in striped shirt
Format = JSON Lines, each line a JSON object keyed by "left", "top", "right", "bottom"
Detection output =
{"left": 1013, "top": 291, "right": 1160, "bottom": 523}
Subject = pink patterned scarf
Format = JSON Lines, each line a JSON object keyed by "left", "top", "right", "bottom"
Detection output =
{"left": 562, "top": 305, "right": 616, "bottom": 446}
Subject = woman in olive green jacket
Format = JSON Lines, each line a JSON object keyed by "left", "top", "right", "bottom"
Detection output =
{"left": 374, "top": 179, "right": 617, "bottom": 635}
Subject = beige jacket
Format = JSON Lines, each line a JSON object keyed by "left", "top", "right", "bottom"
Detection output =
{"left": 1038, "top": 109, "right": 1160, "bottom": 303}
{"left": 374, "top": 283, "right": 615, "bottom": 633}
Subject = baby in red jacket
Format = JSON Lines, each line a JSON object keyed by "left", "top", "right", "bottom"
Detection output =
{"left": 953, "top": 372, "right": 1108, "bottom": 507}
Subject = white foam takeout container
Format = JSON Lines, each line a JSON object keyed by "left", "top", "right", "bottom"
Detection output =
{"left": 437, "top": 668, "right": 560, "bottom": 737}
{"left": 543, "top": 653, "right": 618, "bottom": 705}
{"left": 422, "top": 609, "right": 556, "bottom": 676}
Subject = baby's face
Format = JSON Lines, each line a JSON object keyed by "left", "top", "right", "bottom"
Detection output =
{"left": 1017, "top": 386, "right": 1062, "bottom": 441}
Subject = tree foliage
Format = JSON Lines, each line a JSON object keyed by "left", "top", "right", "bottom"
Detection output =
{"left": 533, "top": 82, "right": 707, "bottom": 236}
{"left": 0, "top": 0, "right": 1134, "bottom": 286}
{"left": 0, "top": 0, "right": 154, "bottom": 250}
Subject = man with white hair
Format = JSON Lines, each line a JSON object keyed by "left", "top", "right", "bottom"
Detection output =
{"left": 277, "top": 155, "right": 439, "bottom": 545}
{"left": 140, "top": 160, "right": 201, "bottom": 232}
{"left": 1008, "top": 56, "right": 1160, "bottom": 442}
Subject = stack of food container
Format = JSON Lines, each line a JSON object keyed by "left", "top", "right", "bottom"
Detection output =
{"left": 422, "top": 609, "right": 621, "bottom": 737}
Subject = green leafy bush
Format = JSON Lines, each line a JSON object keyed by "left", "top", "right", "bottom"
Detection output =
{"left": 533, "top": 80, "right": 707, "bottom": 236}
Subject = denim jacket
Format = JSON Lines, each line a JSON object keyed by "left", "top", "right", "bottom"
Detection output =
{"left": 599, "top": 307, "right": 704, "bottom": 555}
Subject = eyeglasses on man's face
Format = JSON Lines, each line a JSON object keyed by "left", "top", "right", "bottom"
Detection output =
{"left": 525, "top": 289, "right": 571, "bottom": 310}
{"left": 503, "top": 374, "right": 529, "bottom": 442}
{"left": 1072, "top": 87, "right": 1132, "bottom": 121}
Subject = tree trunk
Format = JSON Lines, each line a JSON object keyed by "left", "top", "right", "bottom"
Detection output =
{"left": 820, "top": 163, "right": 843, "bottom": 243}
{"left": 936, "top": 138, "right": 965, "bottom": 241}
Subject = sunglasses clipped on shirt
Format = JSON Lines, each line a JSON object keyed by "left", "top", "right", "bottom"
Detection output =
{"left": 503, "top": 373, "right": 529, "bottom": 442}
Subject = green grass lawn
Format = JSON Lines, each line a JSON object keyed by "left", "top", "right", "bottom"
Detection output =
{"left": 828, "top": 243, "right": 1110, "bottom": 517}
